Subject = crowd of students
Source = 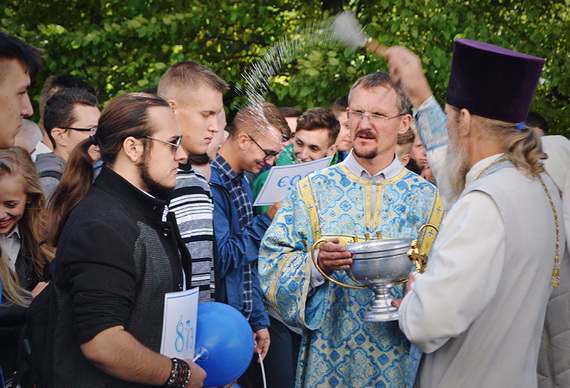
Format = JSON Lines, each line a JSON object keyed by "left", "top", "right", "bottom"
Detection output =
{"left": 1, "top": 27, "right": 568, "bottom": 388}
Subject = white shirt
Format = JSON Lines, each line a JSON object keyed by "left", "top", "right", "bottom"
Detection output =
{"left": 31, "top": 141, "right": 52, "bottom": 162}
{"left": 342, "top": 150, "right": 405, "bottom": 180}
{"left": 0, "top": 224, "right": 22, "bottom": 272}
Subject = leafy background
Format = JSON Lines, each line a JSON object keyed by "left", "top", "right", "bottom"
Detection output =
{"left": 2, "top": 0, "right": 568, "bottom": 135}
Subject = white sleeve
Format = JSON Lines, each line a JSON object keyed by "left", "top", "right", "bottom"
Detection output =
{"left": 398, "top": 190, "right": 505, "bottom": 353}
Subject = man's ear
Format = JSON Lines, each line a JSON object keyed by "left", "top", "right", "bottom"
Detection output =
{"left": 326, "top": 143, "right": 339, "bottom": 157}
{"left": 458, "top": 108, "right": 472, "bottom": 137}
{"left": 236, "top": 131, "right": 249, "bottom": 150}
{"left": 50, "top": 127, "right": 67, "bottom": 148}
{"left": 122, "top": 136, "right": 145, "bottom": 162}
{"left": 398, "top": 114, "right": 413, "bottom": 135}
{"left": 401, "top": 153, "right": 411, "bottom": 166}
{"left": 167, "top": 99, "right": 177, "bottom": 112}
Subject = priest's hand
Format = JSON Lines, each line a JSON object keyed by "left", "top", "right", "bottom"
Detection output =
{"left": 385, "top": 46, "right": 433, "bottom": 109}
{"left": 317, "top": 238, "right": 353, "bottom": 274}
{"left": 392, "top": 271, "right": 417, "bottom": 308}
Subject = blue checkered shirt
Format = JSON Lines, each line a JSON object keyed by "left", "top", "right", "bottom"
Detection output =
{"left": 211, "top": 154, "right": 253, "bottom": 319}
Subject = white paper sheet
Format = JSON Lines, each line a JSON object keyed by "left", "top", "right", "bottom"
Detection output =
{"left": 253, "top": 157, "right": 332, "bottom": 206}
{"left": 160, "top": 287, "right": 199, "bottom": 359}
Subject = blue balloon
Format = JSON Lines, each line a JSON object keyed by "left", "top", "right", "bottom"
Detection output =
{"left": 195, "top": 302, "right": 254, "bottom": 387}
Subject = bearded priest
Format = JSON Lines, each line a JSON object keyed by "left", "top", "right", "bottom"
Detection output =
{"left": 386, "top": 40, "right": 564, "bottom": 388}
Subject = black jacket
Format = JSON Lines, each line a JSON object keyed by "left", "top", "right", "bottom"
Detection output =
{"left": 51, "top": 166, "right": 191, "bottom": 387}
{"left": 0, "top": 246, "right": 40, "bottom": 379}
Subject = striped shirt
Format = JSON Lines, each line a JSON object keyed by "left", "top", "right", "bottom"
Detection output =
{"left": 170, "top": 163, "right": 215, "bottom": 302}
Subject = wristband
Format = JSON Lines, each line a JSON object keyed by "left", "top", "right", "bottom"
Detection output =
{"left": 164, "top": 358, "right": 192, "bottom": 388}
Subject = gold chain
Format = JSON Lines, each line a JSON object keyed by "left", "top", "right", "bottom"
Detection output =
{"left": 538, "top": 174, "right": 560, "bottom": 287}
{"left": 475, "top": 157, "right": 510, "bottom": 180}
{"left": 476, "top": 156, "right": 560, "bottom": 287}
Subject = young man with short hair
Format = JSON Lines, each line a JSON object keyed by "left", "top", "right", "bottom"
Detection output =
{"left": 252, "top": 107, "right": 340, "bottom": 215}
{"left": 396, "top": 126, "right": 415, "bottom": 167}
{"left": 279, "top": 106, "right": 302, "bottom": 145}
{"left": 37, "top": 74, "right": 97, "bottom": 152}
{"left": 210, "top": 102, "right": 288, "bottom": 385}
{"left": 35, "top": 88, "right": 100, "bottom": 196}
{"left": 331, "top": 95, "right": 352, "bottom": 161}
{"left": 158, "top": 61, "right": 228, "bottom": 302}
{"left": 0, "top": 31, "right": 42, "bottom": 148}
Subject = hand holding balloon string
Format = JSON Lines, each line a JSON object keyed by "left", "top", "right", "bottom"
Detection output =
{"left": 254, "top": 328, "right": 270, "bottom": 361}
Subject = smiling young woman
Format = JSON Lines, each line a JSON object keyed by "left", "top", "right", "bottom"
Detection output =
{"left": 0, "top": 146, "right": 54, "bottom": 380}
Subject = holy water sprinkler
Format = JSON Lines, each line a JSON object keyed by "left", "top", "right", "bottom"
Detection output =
{"left": 331, "top": 11, "right": 388, "bottom": 58}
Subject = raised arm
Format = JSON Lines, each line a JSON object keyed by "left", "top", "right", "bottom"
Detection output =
{"left": 385, "top": 46, "right": 455, "bottom": 209}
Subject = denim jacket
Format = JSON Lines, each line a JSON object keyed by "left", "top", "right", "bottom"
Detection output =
{"left": 210, "top": 169, "right": 271, "bottom": 332}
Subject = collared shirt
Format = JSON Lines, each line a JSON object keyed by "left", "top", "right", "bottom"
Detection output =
{"left": 0, "top": 224, "right": 21, "bottom": 271}
{"left": 342, "top": 150, "right": 405, "bottom": 180}
{"left": 211, "top": 154, "right": 253, "bottom": 318}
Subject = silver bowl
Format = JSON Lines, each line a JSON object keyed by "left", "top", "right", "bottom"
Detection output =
{"left": 345, "top": 238, "right": 413, "bottom": 321}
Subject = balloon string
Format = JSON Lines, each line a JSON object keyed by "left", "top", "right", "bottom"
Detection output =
{"left": 258, "top": 352, "right": 267, "bottom": 388}
{"left": 192, "top": 348, "right": 206, "bottom": 362}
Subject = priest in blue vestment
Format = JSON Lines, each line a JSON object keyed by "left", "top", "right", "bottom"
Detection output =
{"left": 259, "top": 71, "right": 444, "bottom": 387}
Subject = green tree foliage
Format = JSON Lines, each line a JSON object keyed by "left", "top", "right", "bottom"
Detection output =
{"left": 1, "top": 0, "right": 568, "bottom": 134}
{"left": 354, "top": 0, "right": 570, "bottom": 135}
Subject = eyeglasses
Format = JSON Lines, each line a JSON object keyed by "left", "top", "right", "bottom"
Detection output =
{"left": 142, "top": 135, "right": 182, "bottom": 152}
{"left": 248, "top": 135, "right": 280, "bottom": 162}
{"left": 347, "top": 110, "right": 405, "bottom": 125}
{"left": 60, "top": 126, "right": 97, "bottom": 133}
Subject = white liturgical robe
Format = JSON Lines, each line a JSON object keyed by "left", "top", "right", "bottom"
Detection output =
{"left": 400, "top": 98, "right": 565, "bottom": 388}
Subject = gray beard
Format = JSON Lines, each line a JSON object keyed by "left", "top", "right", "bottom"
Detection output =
{"left": 446, "top": 133, "right": 469, "bottom": 202}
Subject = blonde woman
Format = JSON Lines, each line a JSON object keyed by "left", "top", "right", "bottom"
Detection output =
{"left": 0, "top": 147, "right": 54, "bottom": 381}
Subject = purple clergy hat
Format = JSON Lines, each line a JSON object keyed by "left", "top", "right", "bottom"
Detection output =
{"left": 446, "top": 39, "right": 545, "bottom": 123}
